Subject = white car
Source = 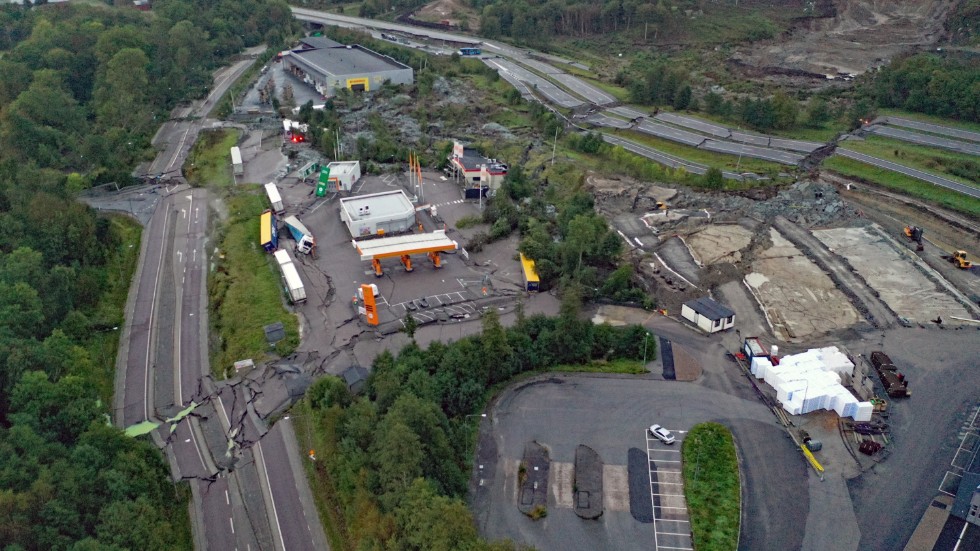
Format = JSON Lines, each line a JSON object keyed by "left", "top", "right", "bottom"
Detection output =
{"left": 649, "top": 424, "right": 675, "bottom": 445}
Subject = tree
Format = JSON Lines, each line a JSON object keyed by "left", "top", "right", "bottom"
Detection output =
{"left": 703, "top": 167, "right": 724, "bottom": 189}
{"left": 805, "top": 97, "right": 831, "bottom": 127}
{"left": 771, "top": 92, "right": 799, "bottom": 130}
{"left": 371, "top": 418, "right": 423, "bottom": 496}
{"left": 402, "top": 311, "right": 419, "bottom": 341}
{"left": 480, "top": 309, "right": 512, "bottom": 383}
{"left": 673, "top": 84, "right": 692, "bottom": 110}
{"left": 307, "top": 375, "right": 352, "bottom": 410}
{"left": 9, "top": 372, "right": 101, "bottom": 446}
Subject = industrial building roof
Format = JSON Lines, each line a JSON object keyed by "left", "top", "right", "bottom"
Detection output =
{"left": 340, "top": 190, "right": 414, "bottom": 219}
{"left": 683, "top": 297, "right": 735, "bottom": 321}
{"left": 291, "top": 45, "right": 410, "bottom": 78}
{"left": 299, "top": 36, "right": 344, "bottom": 50}
{"left": 354, "top": 230, "right": 457, "bottom": 260}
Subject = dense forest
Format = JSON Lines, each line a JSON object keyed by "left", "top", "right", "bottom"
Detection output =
{"left": 0, "top": 1, "right": 296, "bottom": 548}
{"left": 305, "top": 306, "right": 652, "bottom": 550}
{"left": 870, "top": 53, "right": 980, "bottom": 123}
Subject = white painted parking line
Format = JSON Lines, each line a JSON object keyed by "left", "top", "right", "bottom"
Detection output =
{"left": 646, "top": 428, "right": 694, "bottom": 551}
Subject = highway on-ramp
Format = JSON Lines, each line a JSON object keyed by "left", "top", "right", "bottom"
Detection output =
{"left": 602, "top": 134, "right": 747, "bottom": 181}
{"left": 700, "top": 139, "right": 805, "bottom": 165}
{"left": 483, "top": 58, "right": 584, "bottom": 108}
{"left": 867, "top": 124, "right": 980, "bottom": 155}
{"left": 835, "top": 148, "right": 980, "bottom": 199}
{"left": 883, "top": 116, "right": 980, "bottom": 144}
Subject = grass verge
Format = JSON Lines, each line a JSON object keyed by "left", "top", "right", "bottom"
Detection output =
{"left": 611, "top": 128, "right": 787, "bottom": 175}
{"left": 839, "top": 136, "right": 979, "bottom": 188}
{"left": 184, "top": 129, "right": 241, "bottom": 188}
{"left": 683, "top": 422, "right": 741, "bottom": 551}
{"left": 87, "top": 215, "right": 142, "bottom": 405}
{"left": 292, "top": 403, "right": 352, "bottom": 551}
{"left": 209, "top": 191, "right": 299, "bottom": 377}
{"left": 823, "top": 156, "right": 980, "bottom": 219}
{"left": 551, "top": 358, "right": 647, "bottom": 374}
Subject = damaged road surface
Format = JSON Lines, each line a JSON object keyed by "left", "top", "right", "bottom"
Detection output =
{"left": 114, "top": 186, "right": 327, "bottom": 551}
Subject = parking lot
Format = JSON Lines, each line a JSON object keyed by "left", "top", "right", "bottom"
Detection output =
{"left": 472, "top": 375, "right": 806, "bottom": 551}
{"left": 645, "top": 428, "right": 693, "bottom": 551}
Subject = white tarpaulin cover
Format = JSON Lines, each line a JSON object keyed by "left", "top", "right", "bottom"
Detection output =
{"left": 756, "top": 346, "right": 871, "bottom": 421}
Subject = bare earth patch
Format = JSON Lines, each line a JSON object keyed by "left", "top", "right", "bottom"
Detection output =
{"left": 686, "top": 224, "right": 754, "bottom": 265}
{"left": 813, "top": 226, "right": 974, "bottom": 324}
{"left": 735, "top": 0, "right": 952, "bottom": 76}
{"left": 416, "top": 0, "right": 480, "bottom": 30}
{"left": 746, "top": 228, "right": 860, "bottom": 340}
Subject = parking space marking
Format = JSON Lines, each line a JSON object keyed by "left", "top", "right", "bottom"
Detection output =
{"left": 550, "top": 462, "right": 574, "bottom": 508}
{"left": 646, "top": 428, "right": 694, "bottom": 551}
{"left": 603, "top": 465, "right": 630, "bottom": 512}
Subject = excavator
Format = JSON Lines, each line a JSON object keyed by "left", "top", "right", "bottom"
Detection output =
{"left": 903, "top": 225, "right": 924, "bottom": 252}
{"left": 947, "top": 250, "right": 973, "bottom": 269}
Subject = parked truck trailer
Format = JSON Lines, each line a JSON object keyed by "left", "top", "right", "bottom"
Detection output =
{"left": 273, "top": 250, "right": 306, "bottom": 303}
{"left": 231, "top": 146, "right": 243, "bottom": 176}
{"left": 264, "top": 182, "right": 284, "bottom": 213}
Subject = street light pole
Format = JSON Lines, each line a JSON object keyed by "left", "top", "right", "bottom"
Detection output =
{"left": 643, "top": 332, "right": 650, "bottom": 365}
{"left": 551, "top": 126, "right": 558, "bottom": 165}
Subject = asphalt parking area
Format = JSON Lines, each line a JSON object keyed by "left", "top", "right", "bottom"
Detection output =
{"left": 646, "top": 429, "right": 693, "bottom": 551}
{"left": 473, "top": 376, "right": 806, "bottom": 551}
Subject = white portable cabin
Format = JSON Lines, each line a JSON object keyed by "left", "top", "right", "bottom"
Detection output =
{"left": 326, "top": 161, "right": 362, "bottom": 191}
{"left": 681, "top": 297, "right": 735, "bottom": 333}
{"left": 230, "top": 146, "right": 243, "bottom": 175}
{"left": 264, "top": 182, "right": 284, "bottom": 213}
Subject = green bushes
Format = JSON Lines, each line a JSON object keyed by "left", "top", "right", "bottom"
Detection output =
{"left": 683, "top": 423, "right": 741, "bottom": 551}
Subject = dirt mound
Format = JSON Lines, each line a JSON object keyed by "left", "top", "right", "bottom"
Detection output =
{"left": 416, "top": 0, "right": 480, "bottom": 30}
{"left": 735, "top": 0, "right": 953, "bottom": 76}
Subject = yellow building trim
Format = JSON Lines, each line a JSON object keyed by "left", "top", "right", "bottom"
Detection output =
{"left": 346, "top": 77, "right": 369, "bottom": 91}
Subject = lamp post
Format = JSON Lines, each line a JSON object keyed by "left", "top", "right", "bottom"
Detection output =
{"left": 643, "top": 332, "right": 651, "bottom": 365}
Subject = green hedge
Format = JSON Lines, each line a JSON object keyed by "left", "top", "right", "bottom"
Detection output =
{"left": 682, "top": 422, "right": 741, "bottom": 551}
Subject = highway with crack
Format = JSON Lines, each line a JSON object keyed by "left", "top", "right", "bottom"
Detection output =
{"left": 106, "top": 50, "right": 328, "bottom": 551}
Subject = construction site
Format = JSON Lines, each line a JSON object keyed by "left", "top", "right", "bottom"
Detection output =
{"left": 222, "top": 8, "right": 980, "bottom": 550}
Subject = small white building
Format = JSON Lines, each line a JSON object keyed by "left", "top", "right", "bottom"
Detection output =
{"left": 326, "top": 161, "right": 361, "bottom": 191}
{"left": 339, "top": 190, "right": 416, "bottom": 239}
{"left": 681, "top": 297, "right": 735, "bottom": 333}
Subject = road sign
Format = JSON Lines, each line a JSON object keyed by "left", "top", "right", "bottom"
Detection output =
{"left": 316, "top": 166, "right": 331, "bottom": 196}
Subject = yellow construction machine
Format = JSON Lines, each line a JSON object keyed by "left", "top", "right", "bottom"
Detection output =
{"left": 903, "top": 225, "right": 924, "bottom": 252}
{"left": 948, "top": 250, "right": 973, "bottom": 269}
